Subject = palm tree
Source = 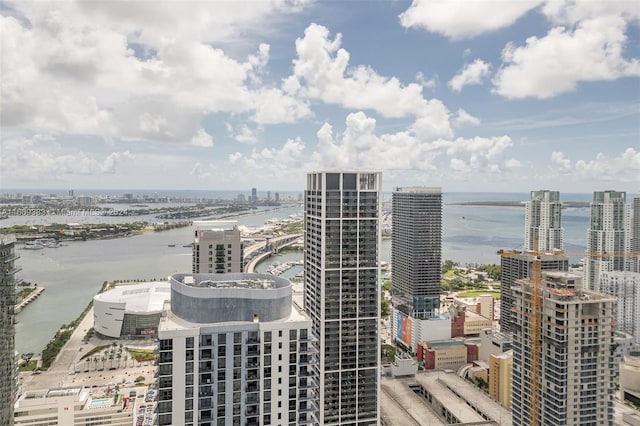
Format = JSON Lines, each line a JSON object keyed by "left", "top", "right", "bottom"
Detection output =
{"left": 93, "top": 356, "right": 99, "bottom": 371}
{"left": 100, "top": 356, "right": 106, "bottom": 370}
{"left": 116, "top": 353, "right": 122, "bottom": 369}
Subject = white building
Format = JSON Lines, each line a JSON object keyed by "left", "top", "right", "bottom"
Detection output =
{"left": 476, "top": 294, "right": 495, "bottom": 320}
{"left": 157, "top": 273, "right": 317, "bottom": 426}
{"left": 600, "top": 271, "right": 640, "bottom": 345}
{"left": 14, "top": 387, "right": 133, "bottom": 426}
{"left": 479, "top": 328, "right": 513, "bottom": 363}
{"left": 192, "top": 222, "right": 244, "bottom": 274}
{"left": 524, "top": 190, "right": 563, "bottom": 251}
{"left": 585, "top": 190, "right": 633, "bottom": 291}
{"left": 93, "top": 282, "right": 170, "bottom": 338}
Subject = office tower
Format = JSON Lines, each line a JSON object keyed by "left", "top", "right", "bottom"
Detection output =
{"left": 192, "top": 223, "right": 244, "bottom": 274}
{"left": 585, "top": 190, "right": 631, "bottom": 291}
{"left": 391, "top": 187, "right": 442, "bottom": 319}
{"left": 524, "top": 190, "right": 563, "bottom": 251}
{"left": 499, "top": 250, "right": 568, "bottom": 334}
{"left": 304, "top": 171, "right": 380, "bottom": 425}
{"left": 600, "top": 271, "right": 640, "bottom": 344}
{"left": 275, "top": 192, "right": 280, "bottom": 203}
{"left": 512, "top": 271, "right": 615, "bottom": 426}
{"left": 251, "top": 188, "right": 257, "bottom": 204}
{"left": 0, "top": 236, "right": 18, "bottom": 426}
{"left": 157, "top": 273, "right": 317, "bottom": 426}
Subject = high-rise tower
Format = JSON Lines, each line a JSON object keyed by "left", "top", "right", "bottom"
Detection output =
{"left": 499, "top": 250, "right": 568, "bottom": 334}
{"left": 511, "top": 271, "right": 616, "bottom": 425}
{"left": 157, "top": 273, "right": 317, "bottom": 426}
{"left": 1, "top": 236, "right": 19, "bottom": 426}
{"left": 391, "top": 187, "right": 442, "bottom": 320}
{"left": 524, "top": 190, "right": 563, "bottom": 251}
{"left": 585, "top": 190, "right": 630, "bottom": 291}
{"left": 304, "top": 171, "right": 380, "bottom": 425}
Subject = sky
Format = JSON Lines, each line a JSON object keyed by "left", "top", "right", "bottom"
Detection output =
{"left": 1, "top": 0, "right": 639, "bottom": 193}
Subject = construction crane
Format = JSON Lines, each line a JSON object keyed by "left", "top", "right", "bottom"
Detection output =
{"left": 528, "top": 239, "right": 542, "bottom": 426}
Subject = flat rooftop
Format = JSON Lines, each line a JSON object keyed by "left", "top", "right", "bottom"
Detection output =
{"left": 94, "top": 282, "right": 170, "bottom": 313}
{"left": 179, "top": 275, "right": 277, "bottom": 290}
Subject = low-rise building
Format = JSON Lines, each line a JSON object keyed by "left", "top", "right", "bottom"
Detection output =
{"left": 418, "top": 340, "right": 468, "bottom": 370}
{"left": 463, "top": 311, "right": 493, "bottom": 336}
{"left": 489, "top": 350, "right": 513, "bottom": 409}
{"left": 479, "top": 328, "right": 513, "bottom": 362}
{"left": 93, "top": 281, "right": 170, "bottom": 339}
{"left": 14, "top": 387, "right": 133, "bottom": 426}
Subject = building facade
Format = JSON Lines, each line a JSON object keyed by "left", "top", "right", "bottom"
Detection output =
{"left": 499, "top": 250, "right": 568, "bottom": 334}
{"left": 585, "top": 190, "right": 631, "bottom": 291}
{"left": 157, "top": 273, "right": 317, "bottom": 426}
{"left": 192, "top": 224, "right": 244, "bottom": 274}
{"left": 524, "top": 190, "right": 563, "bottom": 252}
{"left": 599, "top": 271, "right": 640, "bottom": 345}
{"left": 304, "top": 171, "right": 381, "bottom": 425}
{"left": 489, "top": 350, "right": 513, "bottom": 409}
{"left": 512, "top": 271, "right": 616, "bottom": 426}
{"left": 1, "top": 236, "right": 19, "bottom": 426}
{"left": 391, "top": 187, "right": 442, "bottom": 319}
{"left": 93, "top": 282, "right": 170, "bottom": 339}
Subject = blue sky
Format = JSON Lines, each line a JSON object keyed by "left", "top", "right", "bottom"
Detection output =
{"left": 1, "top": 0, "right": 639, "bottom": 193}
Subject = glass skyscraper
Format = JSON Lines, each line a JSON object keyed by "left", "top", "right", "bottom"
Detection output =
{"left": 391, "top": 187, "right": 442, "bottom": 319}
{"left": 304, "top": 171, "right": 380, "bottom": 425}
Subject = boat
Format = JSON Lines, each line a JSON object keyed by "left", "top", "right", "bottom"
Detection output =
{"left": 23, "top": 241, "right": 44, "bottom": 250}
{"left": 168, "top": 244, "right": 176, "bottom": 247}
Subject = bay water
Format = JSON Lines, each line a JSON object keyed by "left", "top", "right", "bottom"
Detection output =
{"left": 8, "top": 192, "right": 598, "bottom": 355}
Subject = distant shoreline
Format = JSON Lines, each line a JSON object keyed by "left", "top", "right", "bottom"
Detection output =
{"left": 448, "top": 201, "right": 590, "bottom": 208}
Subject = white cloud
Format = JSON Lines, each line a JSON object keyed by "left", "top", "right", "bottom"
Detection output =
{"left": 0, "top": 3, "right": 311, "bottom": 145}
{"left": 448, "top": 59, "right": 492, "bottom": 92}
{"left": 231, "top": 125, "right": 259, "bottom": 145}
{"left": 493, "top": 16, "right": 640, "bottom": 98}
{"left": 445, "top": 136, "right": 521, "bottom": 174}
{"left": 550, "top": 151, "right": 572, "bottom": 174}
{"left": 225, "top": 138, "right": 307, "bottom": 182}
{"left": 399, "top": 0, "right": 543, "bottom": 39}
{"left": 453, "top": 109, "right": 481, "bottom": 126}
{"left": 0, "top": 136, "right": 134, "bottom": 181}
{"left": 286, "top": 23, "right": 447, "bottom": 122}
{"left": 190, "top": 129, "right": 214, "bottom": 147}
{"left": 549, "top": 148, "right": 640, "bottom": 182}
{"left": 416, "top": 72, "right": 437, "bottom": 89}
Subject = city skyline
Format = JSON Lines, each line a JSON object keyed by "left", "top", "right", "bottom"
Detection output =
{"left": 1, "top": 1, "right": 639, "bottom": 192}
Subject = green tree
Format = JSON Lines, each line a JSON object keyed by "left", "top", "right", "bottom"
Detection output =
{"left": 381, "top": 299, "right": 391, "bottom": 319}
{"left": 442, "top": 259, "right": 459, "bottom": 274}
